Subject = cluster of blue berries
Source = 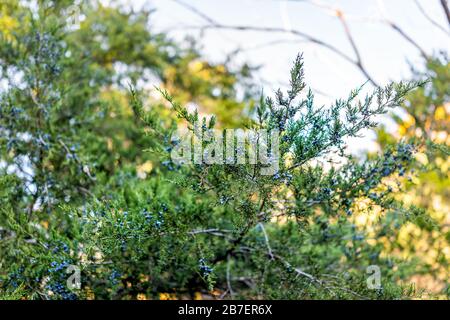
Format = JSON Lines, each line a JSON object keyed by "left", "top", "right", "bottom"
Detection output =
{"left": 116, "top": 217, "right": 126, "bottom": 229}
{"left": 376, "top": 145, "right": 413, "bottom": 181}
{"left": 352, "top": 234, "right": 365, "bottom": 241}
{"left": 164, "top": 136, "right": 181, "bottom": 154}
{"left": 32, "top": 32, "right": 63, "bottom": 76}
{"left": 45, "top": 259, "right": 77, "bottom": 300}
{"left": 199, "top": 258, "right": 213, "bottom": 277}
{"left": 33, "top": 133, "right": 51, "bottom": 151}
{"left": 49, "top": 260, "right": 70, "bottom": 273}
{"left": 142, "top": 209, "right": 152, "bottom": 223}
{"left": 8, "top": 267, "right": 24, "bottom": 289}
{"left": 46, "top": 282, "right": 77, "bottom": 300}
{"left": 49, "top": 241, "right": 69, "bottom": 254}
{"left": 272, "top": 172, "right": 293, "bottom": 184}
{"left": 161, "top": 160, "right": 180, "bottom": 171}
{"left": 281, "top": 134, "right": 292, "bottom": 143}
{"left": 9, "top": 106, "right": 24, "bottom": 117}
{"left": 162, "top": 160, "right": 174, "bottom": 171}
{"left": 141, "top": 204, "right": 166, "bottom": 229}
{"left": 109, "top": 270, "right": 121, "bottom": 285}
{"left": 120, "top": 239, "right": 127, "bottom": 252}
{"left": 368, "top": 193, "right": 379, "bottom": 201}
{"left": 270, "top": 114, "right": 286, "bottom": 131}
{"left": 219, "top": 195, "right": 231, "bottom": 205}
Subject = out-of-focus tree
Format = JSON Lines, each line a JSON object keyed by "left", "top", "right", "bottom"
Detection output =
{"left": 375, "top": 54, "right": 449, "bottom": 297}
{"left": 0, "top": 0, "right": 255, "bottom": 206}
{"left": 0, "top": 0, "right": 254, "bottom": 299}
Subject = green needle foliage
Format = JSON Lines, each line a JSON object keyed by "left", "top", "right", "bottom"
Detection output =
{"left": 0, "top": 0, "right": 444, "bottom": 300}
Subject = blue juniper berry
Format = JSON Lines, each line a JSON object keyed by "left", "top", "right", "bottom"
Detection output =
{"left": 199, "top": 258, "right": 213, "bottom": 277}
{"left": 109, "top": 270, "right": 121, "bottom": 285}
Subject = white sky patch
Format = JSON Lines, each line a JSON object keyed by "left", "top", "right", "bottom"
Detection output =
{"left": 279, "top": 1, "right": 294, "bottom": 41}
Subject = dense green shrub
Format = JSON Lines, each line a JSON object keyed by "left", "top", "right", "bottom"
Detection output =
{"left": 0, "top": 1, "right": 446, "bottom": 300}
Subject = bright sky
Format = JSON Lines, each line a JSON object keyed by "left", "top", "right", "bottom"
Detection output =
{"left": 128, "top": 0, "right": 450, "bottom": 152}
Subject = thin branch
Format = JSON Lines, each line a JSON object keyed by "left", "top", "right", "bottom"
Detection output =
{"left": 414, "top": 0, "right": 450, "bottom": 36}
{"left": 271, "top": 253, "right": 368, "bottom": 299}
{"left": 335, "top": 11, "right": 377, "bottom": 85}
{"left": 387, "top": 21, "right": 429, "bottom": 60}
{"left": 259, "top": 248, "right": 368, "bottom": 299}
{"left": 289, "top": 0, "right": 431, "bottom": 64}
{"left": 183, "top": 25, "right": 355, "bottom": 65}
{"left": 218, "top": 288, "right": 229, "bottom": 300}
{"left": 440, "top": 0, "right": 450, "bottom": 26}
{"left": 376, "top": 0, "right": 429, "bottom": 60}
{"left": 58, "top": 139, "right": 96, "bottom": 181}
{"left": 336, "top": 11, "right": 362, "bottom": 65}
{"left": 189, "top": 228, "right": 233, "bottom": 237}
{"left": 300, "top": 0, "right": 378, "bottom": 84}
{"left": 171, "top": 0, "right": 379, "bottom": 86}
{"left": 276, "top": 0, "right": 381, "bottom": 23}
{"left": 226, "top": 255, "right": 235, "bottom": 298}
{"left": 240, "top": 39, "right": 309, "bottom": 52}
{"left": 172, "top": 0, "right": 217, "bottom": 25}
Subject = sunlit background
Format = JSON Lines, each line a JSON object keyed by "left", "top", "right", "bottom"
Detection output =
{"left": 120, "top": 0, "right": 450, "bottom": 152}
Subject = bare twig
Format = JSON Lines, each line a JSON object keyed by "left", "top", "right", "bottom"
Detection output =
{"left": 172, "top": 0, "right": 216, "bottom": 25}
{"left": 387, "top": 21, "right": 429, "bottom": 60}
{"left": 414, "top": 0, "right": 450, "bottom": 36}
{"left": 78, "top": 186, "right": 95, "bottom": 197}
{"left": 302, "top": 0, "right": 429, "bottom": 64}
{"left": 271, "top": 252, "right": 368, "bottom": 299}
{"left": 58, "top": 139, "right": 96, "bottom": 181}
{"left": 171, "top": 0, "right": 379, "bottom": 86}
{"left": 243, "top": 244, "right": 369, "bottom": 299}
{"left": 440, "top": 0, "right": 450, "bottom": 26}
{"left": 240, "top": 39, "right": 309, "bottom": 52}
{"left": 335, "top": 10, "right": 377, "bottom": 85}
{"left": 189, "top": 228, "right": 233, "bottom": 237}
{"left": 218, "top": 288, "right": 229, "bottom": 300}
{"left": 375, "top": 0, "right": 429, "bottom": 60}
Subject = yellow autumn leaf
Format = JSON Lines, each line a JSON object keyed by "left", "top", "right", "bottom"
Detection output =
{"left": 403, "top": 114, "right": 415, "bottom": 128}
{"left": 188, "top": 60, "right": 204, "bottom": 73}
{"left": 434, "top": 106, "right": 446, "bottom": 121}
{"left": 0, "top": 15, "right": 18, "bottom": 34}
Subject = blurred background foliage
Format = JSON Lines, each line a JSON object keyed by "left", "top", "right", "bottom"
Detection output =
{"left": 374, "top": 55, "right": 449, "bottom": 294}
